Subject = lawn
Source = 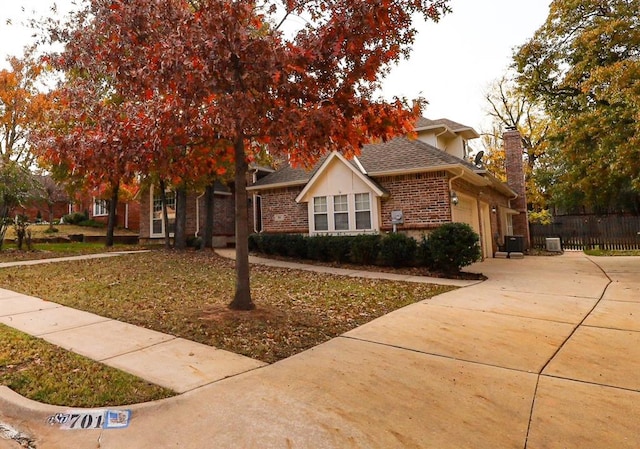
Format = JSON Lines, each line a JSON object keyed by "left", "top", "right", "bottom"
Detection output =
{"left": 0, "top": 249, "right": 453, "bottom": 406}
{"left": 4, "top": 224, "right": 138, "bottom": 240}
{"left": 0, "top": 324, "right": 175, "bottom": 407}
{"left": 0, "top": 224, "right": 141, "bottom": 262}
{"left": 584, "top": 249, "right": 640, "bottom": 256}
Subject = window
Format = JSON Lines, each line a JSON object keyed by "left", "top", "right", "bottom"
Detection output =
{"left": 333, "top": 195, "right": 349, "bottom": 230}
{"left": 93, "top": 199, "right": 109, "bottom": 217}
{"left": 355, "top": 193, "right": 371, "bottom": 230}
{"left": 313, "top": 196, "right": 328, "bottom": 231}
{"left": 310, "top": 192, "right": 375, "bottom": 234}
{"left": 152, "top": 188, "right": 176, "bottom": 236}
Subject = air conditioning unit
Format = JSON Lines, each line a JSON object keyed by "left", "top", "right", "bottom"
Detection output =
{"left": 505, "top": 235, "right": 524, "bottom": 253}
{"left": 545, "top": 237, "right": 562, "bottom": 252}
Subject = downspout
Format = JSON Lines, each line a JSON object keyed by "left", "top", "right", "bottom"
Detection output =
{"left": 194, "top": 192, "right": 205, "bottom": 237}
{"left": 448, "top": 169, "right": 465, "bottom": 195}
{"left": 125, "top": 203, "right": 129, "bottom": 229}
{"left": 253, "top": 194, "right": 262, "bottom": 233}
{"left": 251, "top": 168, "right": 260, "bottom": 233}
{"left": 436, "top": 127, "right": 450, "bottom": 152}
{"left": 448, "top": 169, "right": 464, "bottom": 220}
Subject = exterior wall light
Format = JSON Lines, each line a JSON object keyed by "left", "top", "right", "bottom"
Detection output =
{"left": 451, "top": 191, "right": 459, "bottom": 206}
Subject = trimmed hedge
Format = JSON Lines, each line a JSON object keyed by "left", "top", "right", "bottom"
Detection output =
{"left": 424, "top": 223, "right": 481, "bottom": 273}
{"left": 379, "top": 232, "right": 417, "bottom": 267}
{"left": 62, "top": 212, "right": 88, "bottom": 225}
{"left": 249, "top": 225, "right": 481, "bottom": 273}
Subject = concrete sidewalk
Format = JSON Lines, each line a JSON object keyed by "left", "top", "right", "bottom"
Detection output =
{"left": 1, "top": 251, "right": 639, "bottom": 448}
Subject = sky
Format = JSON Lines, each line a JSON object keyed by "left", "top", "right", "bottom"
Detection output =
{"left": 0, "top": 0, "right": 551, "bottom": 149}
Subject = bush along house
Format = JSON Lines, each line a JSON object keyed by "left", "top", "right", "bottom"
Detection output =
{"left": 247, "top": 118, "right": 529, "bottom": 258}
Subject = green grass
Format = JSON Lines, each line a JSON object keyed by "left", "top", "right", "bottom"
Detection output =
{"left": 0, "top": 324, "right": 175, "bottom": 407}
{"left": 0, "top": 242, "right": 142, "bottom": 263}
{"left": 5, "top": 224, "right": 137, "bottom": 240}
{"left": 584, "top": 249, "right": 640, "bottom": 256}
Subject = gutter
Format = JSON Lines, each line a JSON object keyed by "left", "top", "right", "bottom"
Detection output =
{"left": 449, "top": 168, "right": 465, "bottom": 197}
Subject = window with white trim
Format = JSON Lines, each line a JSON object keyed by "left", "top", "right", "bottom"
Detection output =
{"left": 313, "top": 196, "right": 328, "bottom": 231}
{"left": 93, "top": 199, "right": 109, "bottom": 217}
{"left": 333, "top": 195, "right": 349, "bottom": 230}
{"left": 355, "top": 193, "right": 371, "bottom": 230}
{"left": 310, "top": 193, "right": 373, "bottom": 234}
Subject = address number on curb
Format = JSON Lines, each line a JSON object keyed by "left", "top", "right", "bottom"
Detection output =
{"left": 47, "top": 410, "right": 131, "bottom": 430}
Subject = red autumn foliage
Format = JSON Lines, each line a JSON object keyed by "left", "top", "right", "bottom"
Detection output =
{"left": 37, "top": 0, "right": 450, "bottom": 309}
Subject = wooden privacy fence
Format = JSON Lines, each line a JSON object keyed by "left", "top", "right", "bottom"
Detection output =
{"left": 530, "top": 215, "right": 640, "bottom": 250}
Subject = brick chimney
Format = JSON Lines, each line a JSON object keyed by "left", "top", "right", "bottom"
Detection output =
{"left": 504, "top": 127, "right": 530, "bottom": 250}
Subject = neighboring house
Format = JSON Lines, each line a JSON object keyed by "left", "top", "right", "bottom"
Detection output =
{"left": 247, "top": 118, "right": 529, "bottom": 258}
{"left": 18, "top": 175, "right": 142, "bottom": 232}
{"left": 19, "top": 175, "right": 73, "bottom": 223}
{"left": 73, "top": 194, "right": 141, "bottom": 232}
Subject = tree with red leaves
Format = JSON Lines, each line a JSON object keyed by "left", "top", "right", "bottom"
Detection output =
{"left": 36, "top": 76, "right": 146, "bottom": 247}
{"left": 42, "top": 0, "right": 450, "bottom": 310}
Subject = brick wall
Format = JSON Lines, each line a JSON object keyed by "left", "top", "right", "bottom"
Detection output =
{"left": 139, "top": 188, "right": 151, "bottom": 238}
{"left": 376, "top": 171, "right": 451, "bottom": 232}
{"left": 139, "top": 187, "right": 239, "bottom": 244}
{"left": 19, "top": 201, "right": 71, "bottom": 222}
{"left": 259, "top": 186, "right": 309, "bottom": 234}
{"left": 195, "top": 193, "right": 236, "bottom": 237}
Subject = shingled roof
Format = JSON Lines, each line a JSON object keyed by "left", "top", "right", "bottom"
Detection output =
{"left": 250, "top": 137, "right": 480, "bottom": 189}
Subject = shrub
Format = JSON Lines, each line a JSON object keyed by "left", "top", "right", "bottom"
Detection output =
{"left": 78, "top": 219, "right": 105, "bottom": 228}
{"left": 249, "top": 233, "right": 307, "bottom": 258}
{"left": 186, "top": 235, "right": 203, "bottom": 248}
{"left": 426, "top": 222, "right": 481, "bottom": 274}
{"left": 13, "top": 215, "right": 32, "bottom": 251}
{"left": 62, "top": 212, "right": 87, "bottom": 225}
{"left": 248, "top": 233, "right": 261, "bottom": 252}
{"left": 416, "top": 234, "right": 433, "bottom": 267}
{"left": 286, "top": 234, "right": 308, "bottom": 259}
{"left": 326, "top": 235, "right": 352, "bottom": 263}
{"left": 379, "top": 233, "right": 417, "bottom": 267}
{"left": 350, "top": 234, "right": 381, "bottom": 265}
{"left": 306, "top": 235, "right": 332, "bottom": 261}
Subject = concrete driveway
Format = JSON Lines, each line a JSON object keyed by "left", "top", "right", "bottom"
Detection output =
{"left": 1, "top": 252, "right": 639, "bottom": 448}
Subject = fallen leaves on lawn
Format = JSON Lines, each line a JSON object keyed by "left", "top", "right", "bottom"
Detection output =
{"left": 0, "top": 250, "right": 455, "bottom": 363}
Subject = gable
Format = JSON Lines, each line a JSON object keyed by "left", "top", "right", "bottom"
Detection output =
{"left": 295, "top": 152, "right": 386, "bottom": 203}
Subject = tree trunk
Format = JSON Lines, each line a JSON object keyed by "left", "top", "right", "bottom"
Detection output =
{"left": 48, "top": 204, "right": 55, "bottom": 231}
{"left": 0, "top": 204, "right": 8, "bottom": 251}
{"left": 174, "top": 187, "right": 188, "bottom": 250}
{"left": 228, "top": 137, "right": 254, "bottom": 310}
{"left": 202, "top": 182, "right": 215, "bottom": 249}
{"left": 105, "top": 183, "right": 119, "bottom": 247}
{"left": 159, "top": 179, "right": 171, "bottom": 249}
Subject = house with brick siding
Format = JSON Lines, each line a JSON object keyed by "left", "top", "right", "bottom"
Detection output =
{"left": 19, "top": 176, "right": 140, "bottom": 231}
{"left": 247, "top": 118, "right": 527, "bottom": 258}
{"left": 73, "top": 190, "right": 141, "bottom": 232}
{"left": 138, "top": 170, "right": 273, "bottom": 247}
